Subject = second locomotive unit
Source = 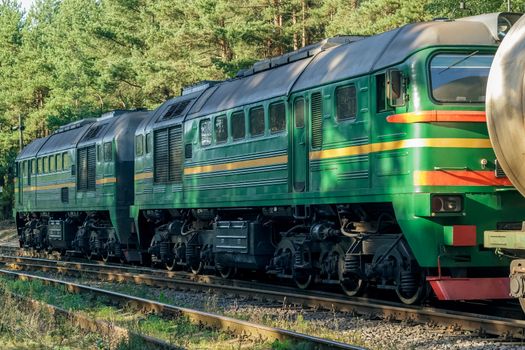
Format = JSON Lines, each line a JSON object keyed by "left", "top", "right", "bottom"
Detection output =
{"left": 15, "top": 12, "right": 525, "bottom": 304}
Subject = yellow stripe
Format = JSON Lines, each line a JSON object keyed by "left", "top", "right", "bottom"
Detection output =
{"left": 23, "top": 183, "right": 75, "bottom": 191}
{"left": 184, "top": 155, "right": 288, "bottom": 175}
{"left": 21, "top": 178, "right": 116, "bottom": 191}
{"left": 134, "top": 172, "right": 153, "bottom": 181}
{"left": 96, "top": 177, "right": 117, "bottom": 185}
{"left": 309, "top": 138, "right": 492, "bottom": 160}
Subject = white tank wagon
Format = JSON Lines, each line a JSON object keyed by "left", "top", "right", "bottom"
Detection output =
{"left": 483, "top": 13, "right": 525, "bottom": 312}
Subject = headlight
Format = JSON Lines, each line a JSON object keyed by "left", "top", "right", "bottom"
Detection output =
{"left": 431, "top": 195, "right": 463, "bottom": 213}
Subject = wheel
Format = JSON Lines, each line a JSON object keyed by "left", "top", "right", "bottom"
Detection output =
{"left": 294, "top": 272, "right": 313, "bottom": 289}
{"left": 216, "top": 264, "right": 236, "bottom": 279}
{"left": 276, "top": 238, "right": 314, "bottom": 290}
{"left": 341, "top": 276, "right": 365, "bottom": 297}
{"left": 165, "top": 258, "right": 178, "bottom": 271}
{"left": 190, "top": 261, "right": 204, "bottom": 275}
{"left": 293, "top": 244, "right": 314, "bottom": 290}
{"left": 395, "top": 271, "right": 426, "bottom": 305}
{"left": 338, "top": 252, "right": 366, "bottom": 297}
{"left": 101, "top": 250, "right": 110, "bottom": 263}
{"left": 84, "top": 250, "right": 92, "bottom": 260}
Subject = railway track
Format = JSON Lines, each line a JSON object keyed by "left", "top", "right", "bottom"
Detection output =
{"left": 11, "top": 293, "right": 180, "bottom": 350}
{"left": 0, "top": 268, "right": 363, "bottom": 350}
{"left": 0, "top": 251, "right": 525, "bottom": 341}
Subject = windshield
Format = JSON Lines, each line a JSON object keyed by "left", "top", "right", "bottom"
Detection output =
{"left": 429, "top": 53, "right": 494, "bottom": 103}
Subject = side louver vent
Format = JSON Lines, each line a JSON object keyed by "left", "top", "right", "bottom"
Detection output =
{"left": 168, "top": 126, "right": 183, "bottom": 183}
{"left": 311, "top": 92, "right": 323, "bottom": 149}
{"left": 154, "top": 126, "right": 182, "bottom": 183}
{"left": 77, "top": 146, "right": 96, "bottom": 191}
{"left": 154, "top": 129, "right": 169, "bottom": 183}
{"left": 495, "top": 159, "right": 507, "bottom": 178}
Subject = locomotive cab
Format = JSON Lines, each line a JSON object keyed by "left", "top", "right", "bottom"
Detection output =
{"left": 379, "top": 13, "right": 525, "bottom": 301}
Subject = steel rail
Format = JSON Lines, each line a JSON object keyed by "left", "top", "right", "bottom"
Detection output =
{"left": 2, "top": 254, "right": 525, "bottom": 339}
{"left": 10, "top": 292, "right": 179, "bottom": 350}
{"left": 0, "top": 268, "right": 364, "bottom": 350}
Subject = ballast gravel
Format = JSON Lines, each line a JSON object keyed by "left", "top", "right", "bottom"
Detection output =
{"left": 20, "top": 268, "right": 525, "bottom": 350}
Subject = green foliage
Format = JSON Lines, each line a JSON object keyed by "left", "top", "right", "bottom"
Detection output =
{"left": 0, "top": 0, "right": 521, "bottom": 217}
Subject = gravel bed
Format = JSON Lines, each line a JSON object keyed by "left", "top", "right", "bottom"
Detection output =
{"left": 12, "top": 268, "right": 525, "bottom": 350}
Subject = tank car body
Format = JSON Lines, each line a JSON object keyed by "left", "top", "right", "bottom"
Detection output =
{"left": 134, "top": 13, "right": 525, "bottom": 303}
{"left": 482, "top": 14, "right": 525, "bottom": 311}
{"left": 14, "top": 110, "right": 149, "bottom": 262}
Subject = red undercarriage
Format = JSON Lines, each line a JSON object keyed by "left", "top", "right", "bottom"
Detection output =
{"left": 427, "top": 276, "right": 511, "bottom": 300}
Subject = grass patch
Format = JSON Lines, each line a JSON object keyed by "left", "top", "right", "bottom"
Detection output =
{"left": 0, "top": 289, "right": 134, "bottom": 349}
{"left": 0, "top": 276, "right": 278, "bottom": 349}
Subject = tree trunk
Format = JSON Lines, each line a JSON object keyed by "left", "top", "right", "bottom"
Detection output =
{"left": 292, "top": 9, "right": 298, "bottom": 50}
{"left": 301, "top": 0, "right": 306, "bottom": 48}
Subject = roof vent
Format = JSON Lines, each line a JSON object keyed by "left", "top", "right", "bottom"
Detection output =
{"left": 53, "top": 119, "right": 96, "bottom": 134}
{"left": 235, "top": 35, "right": 366, "bottom": 78}
{"left": 182, "top": 81, "right": 218, "bottom": 96}
{"left": 81, "top": 123, "right": 107, "bottom": 141}
{"left": 158, "top": 99, "right": 193, "bottom": 122}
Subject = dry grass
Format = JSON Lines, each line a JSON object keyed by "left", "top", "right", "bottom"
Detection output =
{"left": 0, "top": 276, "right": 285, "bottom": 350}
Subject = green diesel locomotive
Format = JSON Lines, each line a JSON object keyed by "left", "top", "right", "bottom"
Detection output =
{"left": 15, "top": 13, "right": 525, "bottom": 304}
{"left": 15, "top": 110, "right": 149, "bottom": 262}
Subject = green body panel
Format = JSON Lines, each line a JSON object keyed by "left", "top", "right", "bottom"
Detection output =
{"left": 133, "top": 45, "right": 525, "bottom": 270}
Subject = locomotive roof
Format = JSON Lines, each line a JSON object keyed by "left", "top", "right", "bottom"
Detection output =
{"left": 76, "top": 109, "right": 149, "bottom": 148}
{"left": 16, "top": 121, "right": 94, "bottom": 161}
{"left": 16, "top": 110, "right": 149, "bottom": 161}
{"left": 174, "top": 19, "right": 497, "bottom": 121}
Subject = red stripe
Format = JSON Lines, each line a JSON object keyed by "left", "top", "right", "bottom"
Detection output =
{"left": 387, "top": 110, "right": 486, "bottom": 123}
{"left": 414, "top": 170, "right": 513, "bottom": 187}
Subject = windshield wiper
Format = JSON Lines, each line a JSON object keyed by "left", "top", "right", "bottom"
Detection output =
{"left": 439, "top": 50, "right": 479, "bottom": 74}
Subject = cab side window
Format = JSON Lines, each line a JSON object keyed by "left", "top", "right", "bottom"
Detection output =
{"left": 56, "top": 154, "right": 62, "bottom": 171}
{"left": 249, "top": 106, "right": 265, "bottom": 137}
{"left": 269, "top": 102, "right": 286, "bottom": 133}
{"left": 104, "top": 142, "right": 112, "bottom": 161}
{"left": 215, "top": 115, "right": 228, "bottom": 143}
{"left": 336, "top": 85, "right": 357, "bottom": 121}
{"left": 63, "top": 153, "right": 70, "bottom": 171}
{"left": 200, "top": 119, "right": 212, "bottom": 146}
{"left": 136, "top": 135, "right": 144, "bottom": 156}
{"left": 231, "top": 111, "right": 245, "bottom": 140}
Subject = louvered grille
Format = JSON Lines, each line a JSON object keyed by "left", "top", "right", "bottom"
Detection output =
{"left": 158, "top": 100, "right": 192, "bottom": 122}
{"left": 77, "top": 146, "right": 96, "bottom": 191}
{"left": 154, "top": 129, "right": 169, "bottom": 183}
{"left": 154, "top": 126, "right": 182, "bottom": 183}
{"left": 495, "top": 159, "right": 507, "bottom": 178}
{"left": 168, "top": 126, "right": 182, "bottom": 183}
{"left": 311, "top": 92, "right": 323, "bottom": 149}
{"left": 87, "top": 147, "right": 96, "bottom": 190}
{"left": 82, "top": 124, "right": 106, "bottom": 141}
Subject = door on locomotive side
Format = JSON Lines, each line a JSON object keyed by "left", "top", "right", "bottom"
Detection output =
{"left": 290, "top": 94, "right": 308, "bottom": 192}
{"left": 17, "top": 162, "right": 23, "bottom": 206}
